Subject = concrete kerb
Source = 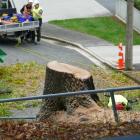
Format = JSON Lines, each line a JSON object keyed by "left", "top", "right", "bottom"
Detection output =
{"left": 41, "top": 35, "right": 116, "bottom": 69}
{"left": 41, "top": 35, "right": 140, "bottom": 85}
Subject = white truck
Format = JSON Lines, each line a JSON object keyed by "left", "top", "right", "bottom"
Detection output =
{"left": 0, "top": 0, "right": 39, "bottom": 41}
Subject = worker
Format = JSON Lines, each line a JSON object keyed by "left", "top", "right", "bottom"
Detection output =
{"left": 32, "top": 0, "right": 43, "bottom": 43}
{"left": 23, "top": 4, "right": 32, "bottom": 18}
{"left": 108, "top": 94, "right": 131, "bottom": 111}
{"left": 20, "top": 0, "right": 33, "bottom": 14}
{"left": 20, "top": 0, "right": 36, "bottom": 43}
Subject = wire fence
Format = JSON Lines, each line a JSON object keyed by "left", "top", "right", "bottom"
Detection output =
{"left": 0, "top": 86, "right": 140, "bottom": 125}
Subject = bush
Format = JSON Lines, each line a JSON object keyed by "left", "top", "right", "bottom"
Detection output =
{"left": 134, "top": 0, "right": 140, "bottom": 10}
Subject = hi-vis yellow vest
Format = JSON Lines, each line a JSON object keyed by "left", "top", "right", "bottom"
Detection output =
{"left": 32, "top": 7, "right": 43, "bottom": 20}
{"left": 108, "top": 95, "right": 128, "bottom": 107}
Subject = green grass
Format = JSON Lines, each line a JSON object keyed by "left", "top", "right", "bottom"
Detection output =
{"left": 0, "top": 61, "right": 140, "bottom": 116}
{"left": 91, "top": 66, "right": 140, "bottom": 111}
{"left": 0, "top": 62, "right": 45, "bottom": 116}
{"left": 49, "top": 16, "right": 140, "bottom": 45}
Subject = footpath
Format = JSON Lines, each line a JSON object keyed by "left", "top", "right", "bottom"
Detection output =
{"left": 42, "top": 23, "right": 140, "bottom": 84}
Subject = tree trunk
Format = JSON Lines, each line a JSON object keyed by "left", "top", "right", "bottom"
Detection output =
{"left": 38, "top": 61, "right": 99, "bottom": 120}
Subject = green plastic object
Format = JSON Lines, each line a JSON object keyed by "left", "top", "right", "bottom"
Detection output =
{"left": 0, "top": 49, "right": 7, "bottom": 63}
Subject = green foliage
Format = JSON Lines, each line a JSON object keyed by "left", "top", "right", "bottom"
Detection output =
{"left": 0, "top": 104, "right": 11, "bottom": 116}
{"left": 134, "top": 0, "right": 140, "bottom": 10}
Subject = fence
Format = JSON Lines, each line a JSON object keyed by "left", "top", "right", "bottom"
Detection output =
{"left": 0, "top": 86, "right": 140, "bottom": 124}
{"left": 116, "top": 0, "right": 140, "bottom": 33}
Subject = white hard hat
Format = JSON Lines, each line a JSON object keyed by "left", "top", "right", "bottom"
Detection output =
{"left": 28, "top": 0, "right": 33, "bottom": 3}
{"left": 34, "top": 0, "right": 39, "bottom": 5}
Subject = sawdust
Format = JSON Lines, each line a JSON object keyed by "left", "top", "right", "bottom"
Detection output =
{"left": 48, "top": 106, "right": 140, "bottom": 125}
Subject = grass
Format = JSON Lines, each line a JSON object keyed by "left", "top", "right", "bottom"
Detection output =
{"left": 0, "top": 61, "right": 140, "bottom": 116}
{"left": 49, "top": 16, "right": 140, "bottom": 45}
{"left": 0, "top": 62, "right": 45, "bottom": 116}
{"left": 91, "top": 66, "right": 140, "bottom": 110}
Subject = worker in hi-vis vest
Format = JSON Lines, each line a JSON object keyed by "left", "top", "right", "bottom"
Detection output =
{"left": 32, "top": 0, "right": 43, "bottom": 43}
{"left": 108, "top": 94, "right": 131, "bottom": 111}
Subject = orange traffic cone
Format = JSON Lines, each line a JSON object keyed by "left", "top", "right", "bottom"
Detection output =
{"left": 117, "top": 43, "right": 125, "bottom": 70}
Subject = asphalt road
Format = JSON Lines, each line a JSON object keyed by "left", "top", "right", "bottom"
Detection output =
{"left": 0, "top": 38, "right": 94, "bottom": 70}
{"left": 13, "top": 0, "right": 112, "bottom": 22}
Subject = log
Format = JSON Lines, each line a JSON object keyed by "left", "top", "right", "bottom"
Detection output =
{"left": 38, "top": 61, "right": 99, "bottom": 120}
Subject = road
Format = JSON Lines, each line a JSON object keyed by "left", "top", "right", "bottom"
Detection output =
{"left": 0, "top": 38, "right": 94, "bottom": 70}
{"left": 13, "top": 0, "right": 113, "bottom": 22}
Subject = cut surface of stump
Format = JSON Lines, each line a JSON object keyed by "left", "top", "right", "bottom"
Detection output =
{"left": 38, "top": 61, "right": 100, "bottom": 120}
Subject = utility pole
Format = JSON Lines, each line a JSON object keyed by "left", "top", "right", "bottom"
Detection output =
{"left": 125, "top": 0, "right": 134, "bottom": 70}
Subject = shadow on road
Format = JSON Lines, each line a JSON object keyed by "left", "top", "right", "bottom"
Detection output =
{"left": 95, "top": 0, "right": 116, "bottom": 13}
{"left": 0, "top": 38, "right": 17, "bottom": 46}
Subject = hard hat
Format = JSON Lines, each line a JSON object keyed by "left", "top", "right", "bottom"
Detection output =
{"left": 34, "top": 0, "right": 39, "bottom": 5}
{"left": 28, "top": 0, "right": 33, "bottom": 3}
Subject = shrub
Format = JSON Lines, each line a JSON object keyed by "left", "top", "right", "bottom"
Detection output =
{"left": 134, "top": 0, "right": 140, "bottom": 10}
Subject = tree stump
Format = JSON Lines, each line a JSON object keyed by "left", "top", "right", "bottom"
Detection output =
{"left": 38, "top": 61, "right": 99, "bottom": 120}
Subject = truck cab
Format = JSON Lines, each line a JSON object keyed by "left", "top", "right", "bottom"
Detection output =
{"left": 0, "top": 0, "right": 17, "bottom": 17}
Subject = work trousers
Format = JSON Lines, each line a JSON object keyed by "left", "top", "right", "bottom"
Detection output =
{"left": 32, "top": 18, "right": 42, "bottom": 42}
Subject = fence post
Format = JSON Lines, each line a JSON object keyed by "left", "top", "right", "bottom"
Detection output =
{"left": 110, "top": 91, "right": 119, "bottom": 124}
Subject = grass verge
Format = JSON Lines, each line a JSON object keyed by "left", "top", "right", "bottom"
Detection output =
{"left": 91, "top": 66, "right": 140, "bottom": 110}
{"left": 49, "top": 16, "right": 140, "bottom": 45}
{"left": 0, "top": 62, "right": 139, "bottom": 116}
{"left": 0, "top": 62, "right": 45, "bottom": 116}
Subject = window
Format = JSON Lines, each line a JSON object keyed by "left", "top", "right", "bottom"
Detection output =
{"left": 0, "top": 0, "right": 9, "bottom": 9}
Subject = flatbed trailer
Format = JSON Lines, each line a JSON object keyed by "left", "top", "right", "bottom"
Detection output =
{"left": 0, "top": 21, "right": 39, "bottom": 35}
{"left": 0, "top": 0, "right": 39, "bottom": 39}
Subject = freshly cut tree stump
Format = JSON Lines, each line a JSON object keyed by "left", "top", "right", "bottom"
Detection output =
{"left": 38, "top": 61, "right": 99, "bottom": 120}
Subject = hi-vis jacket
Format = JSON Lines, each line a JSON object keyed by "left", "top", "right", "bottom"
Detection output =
{"left": 32, "top": 6, "right": 43, "bottom": 20}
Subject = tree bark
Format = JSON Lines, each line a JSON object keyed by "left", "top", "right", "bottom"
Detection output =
{"left": 38, "top": 61, "right": 99, "bottom": 120}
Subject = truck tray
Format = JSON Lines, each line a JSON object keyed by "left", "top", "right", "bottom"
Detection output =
{"left": 0, "top": 21, "right": 39, "bottom": 33}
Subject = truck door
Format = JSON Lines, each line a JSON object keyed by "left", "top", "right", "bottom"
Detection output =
{"left": 0, "top": 0, "right": 16, "bottom": 16}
